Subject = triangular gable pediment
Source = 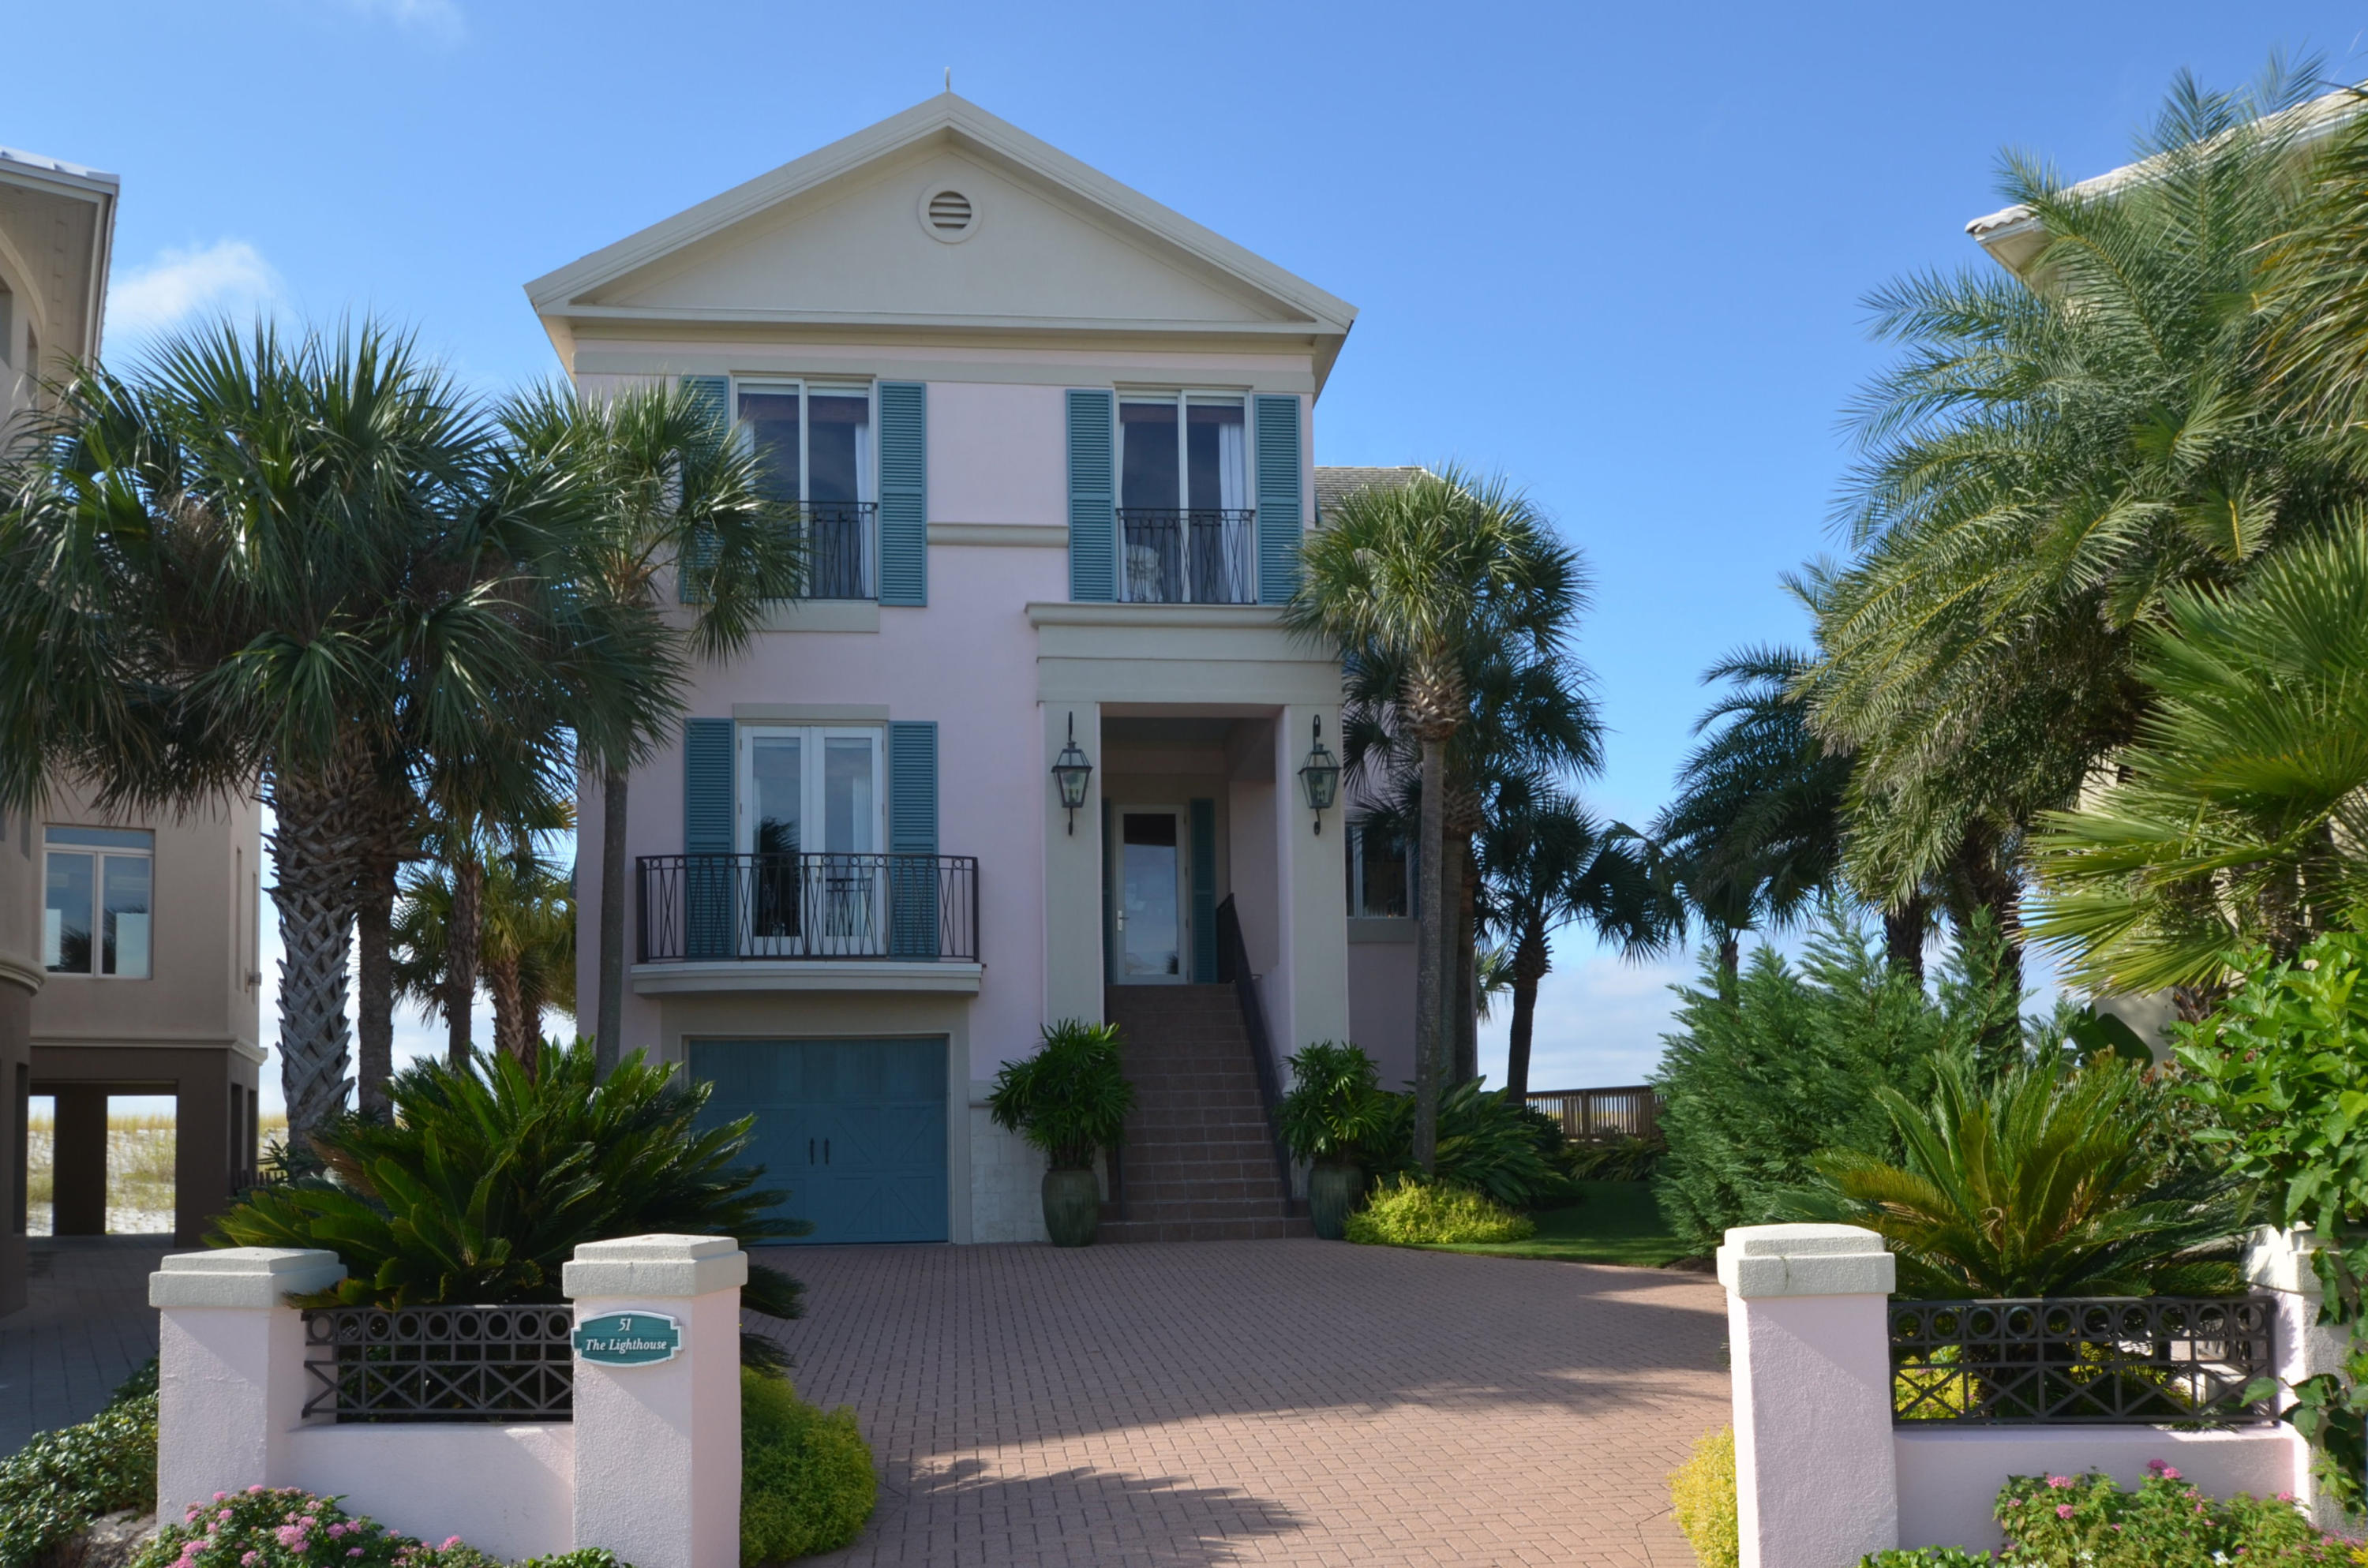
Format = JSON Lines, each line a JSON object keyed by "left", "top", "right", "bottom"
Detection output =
{"left": 528, "top": 95, "right": 1354, "bottom": 343}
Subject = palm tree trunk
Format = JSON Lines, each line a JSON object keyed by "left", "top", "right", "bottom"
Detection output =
{"left": 1505, "top": 924, "right": 1550, "bottom": 1102}
{"left": 1883, "top": 896, "right": 1929, "bottom": 986}
{"left": 596, "top": 765, "right": 629, "bottom": 1076}
{"left": 1434, "top": 816, "right": 1463, "bottom": 1092}
{"left": 354, "top": 863, "right": 396, "bottom": 1118}
{"left": 1413, "top": 736, "right": 1447, "bottom": 1173}
{"left": 268, "top": 780, "right": 362, "bottom": 1140}
{"left": 488, "top": 956, "right": 533, "bottom": 1073}
{"left": 1453, "top": 833, "right": 1479, "bottom": 1087}
{"left": 446, "top": 851, "right": 481, "bottom": 1067}
{"left": 1717, "top": 930, "right": 1740, "bottom": 992}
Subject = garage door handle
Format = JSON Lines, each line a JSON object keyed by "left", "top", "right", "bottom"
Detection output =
{"left": 824, "top": 1139, "right": 831, "bottom": 1165}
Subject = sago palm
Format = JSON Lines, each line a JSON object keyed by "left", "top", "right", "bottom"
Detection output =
{"left": 0, "top": 323, "right": 673, "bottom": 1136}
{"left": 1807, "top": 63, "right": 2362, "bottom": 969}
{"left": 1798, "top": 1054, "right": 2250, "bottom": 1297}
{"left": 1286, "top": 467, "right": 1583, "bottom": 1169}
{"left": 2029, "top": 524, "right": 2368, "bottom": 998}
{"left": 501, "top": 381, "right": 801, "bottom": 1072}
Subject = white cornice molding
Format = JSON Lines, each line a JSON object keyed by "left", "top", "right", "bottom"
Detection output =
{"left": 930, "top": 522, "right": 1066, "bottom": 548}
{"left": 1027, "top": 601, "right": 1287, "bottom": 631}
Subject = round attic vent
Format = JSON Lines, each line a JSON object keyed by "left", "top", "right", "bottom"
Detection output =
{"left": 920, "top": 186, "right": 978, "bottom": 243}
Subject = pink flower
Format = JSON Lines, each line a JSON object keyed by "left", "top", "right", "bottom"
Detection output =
{"left": 2279, "top": 1491, "right": 2297, "bottom": 1503}
{"left": 2047, "top": 1475, "right": 2072, "bottom": 1489}
{"left": 348, "top": 1552, "right": 364, "bottom": 1559}
{"left": 242, "top": 1556, "right": 257, "bottom": 1566}
{"left": 2004, "top": 1497, "right": 2022, "bottom": 1508}
{"left": 215, "top": 1493, "right": 230, "bottom": 1503}
{"left": 2057, "top": 1504, "right": 2075, "bottom": 1519}
{"left": 2163, "top": 1466, "right": 2182, "bottom": 1480}
{"left": 442, "top": 1540, "right": 461, "bottom": 1551}
{"left": 248, "top": 1486, "right": 264, "bottom": 1495}
{"left": 219, "top": 1512, "right": 233, "bottom": 1524}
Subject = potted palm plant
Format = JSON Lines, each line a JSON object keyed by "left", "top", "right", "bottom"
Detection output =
{"left": 1280, "top": 1042, "right": 1388, "bottom": 1239}
{"left": 987, "top": 1020, "right": 1136, "bottom": 1247}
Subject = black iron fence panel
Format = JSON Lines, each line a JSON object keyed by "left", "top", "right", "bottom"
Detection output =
{"left": 302, "top": 1305, "right": 575, "bottom": 1423}
{"left": 1889, "top": 1297, "right": 2276, "bottom": 1426}
{"left": 1115, "top": 508, "right": 1257, "bottom": 604}
{"left": 639, "top": 853, "right": 980, "bottom": 964}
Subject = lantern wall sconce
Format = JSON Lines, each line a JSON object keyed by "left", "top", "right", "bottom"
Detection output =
{"left": 1298, "top": 713, "right": 1341, "bottom": 834}
{"left": 1051, "top": 713, "right": 1093, "bottom": 835}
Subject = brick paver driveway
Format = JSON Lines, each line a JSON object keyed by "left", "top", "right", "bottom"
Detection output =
{"left": 757, "top": 1240, "right": 1729, "bottom": 1568}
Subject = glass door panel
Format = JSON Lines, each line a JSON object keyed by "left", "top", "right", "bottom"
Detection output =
{"left": 814, "top": 732, "right": 882, "bottom": 954}
{"left": 1115, "top": 810, "right": 1184, "bottom": 982}
{"left": 744, "top": 733, "right": 804, "bottom": 954}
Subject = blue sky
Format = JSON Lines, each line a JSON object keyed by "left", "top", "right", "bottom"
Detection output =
{"left": 15, "top": 0, "right": 2366, "bottom": 1105}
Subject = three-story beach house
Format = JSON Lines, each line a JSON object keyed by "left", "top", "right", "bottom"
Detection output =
{"left": 538, "top": 94, "right": 1418, "bottom": 1244}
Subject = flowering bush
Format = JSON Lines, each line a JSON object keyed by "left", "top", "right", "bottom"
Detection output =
{"left": 127, "top": 1488, "right": 631, "bottom": 1568}
{"left": 1861, "top": 1464, "right": 2357, "bottom": 1566}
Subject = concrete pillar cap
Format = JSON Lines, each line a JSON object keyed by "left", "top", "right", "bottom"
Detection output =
{"left": 1718, "top": 1223, "right": 1897, "bottom": 1299}
{"left": 564, "top": 1234, "right": 747, "bottom": 1300}
{"left": 150, "top": 1248, "right": 347, "bottom": 1308}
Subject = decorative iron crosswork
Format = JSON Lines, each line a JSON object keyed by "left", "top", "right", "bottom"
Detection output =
{"left": 302, "top": 1305, "right": 575, "bottom": 1423}
{"left": 1890, "top": 1297, "right": 2276, "bottom": 1426}
{"left": 796, "top": 501, "right": 876, "bottom": 600}
{"left": 637, "top": 852, "right": 980, "bottom": 964}
{"left": 1115, "top": 508, "right": 1257, "bottom": 604}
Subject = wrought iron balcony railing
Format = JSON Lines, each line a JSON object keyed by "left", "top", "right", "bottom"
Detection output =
{"left": 1115, "top": 507, "right": 1257, "bottom": 605}
{"left": 638, "top": 852, "right": 980, "bottom": 963}
{"left": 796, "top": 500, "right": 875, "bottom": 601}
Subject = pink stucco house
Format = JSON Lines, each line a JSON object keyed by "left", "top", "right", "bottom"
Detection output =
{"left": 537, "top": 94, "right": 1416, "bottom": 1244}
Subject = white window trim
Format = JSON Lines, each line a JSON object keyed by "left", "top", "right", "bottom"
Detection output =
{"left": 729, "top": 376, "right": 880, "bottom": 507}
{"left": 43, "top": 825, "right": 155, "bottom": 980}
{"left": 735, "top": 725, "right": 886, "bottom": 857}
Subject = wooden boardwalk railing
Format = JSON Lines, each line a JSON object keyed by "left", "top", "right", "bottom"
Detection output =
{"left": 1526, "top": 1085, "right": 1661, "bottom": 1143}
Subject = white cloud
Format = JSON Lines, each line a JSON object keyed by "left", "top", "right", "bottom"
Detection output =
{"left": 339, "top": 0, "right": 464, "bottom": 40}
{"left": 1479, "top": 934, "right": 1695, "bottom": 1092}
{"left": 105, "top": 240, "right": 284, "bottom": 342}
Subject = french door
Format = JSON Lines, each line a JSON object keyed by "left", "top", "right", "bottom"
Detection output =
{"left": 1110, "top": 806, "right": 1188, "bottom": 983}
{"left": 739, "top": 727, "right": 883, "bottom": 955}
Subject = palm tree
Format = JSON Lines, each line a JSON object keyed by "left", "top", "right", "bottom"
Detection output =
{"left": 1805, "top": 65, "right": 2362, "bottom": 989}
{"left": 2029, "top": 525, "right": 2368, "bottom": 1002}
{"left": 500, "top": 383, "right": 800, "bottom": 1075}
{"left": 0, "top": 322, "right": 675, "bottom": 1137}
{"left": 1287, "top": 468, "right": 1583, "bottom": 1170}
{"left": 392, "top": 833, "right": 576, "bottom": 1072}
{"left": 1651, "top": 649, "right": 1855, "bottom": 984}
{"left": 1478, "top": 777, "right": 1668, "bottom": 1099}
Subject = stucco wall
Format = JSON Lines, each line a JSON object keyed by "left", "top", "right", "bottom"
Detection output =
{"left": 1346, "top": 930, "right": 1417, "bottom": 1091}
{"left": 283, "top": 1424, "right": 575, "bottom": 1562}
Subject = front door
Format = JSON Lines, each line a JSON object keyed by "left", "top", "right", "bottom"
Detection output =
{"left": 1111, "top": 807, "right": 1187, "bottom": 982}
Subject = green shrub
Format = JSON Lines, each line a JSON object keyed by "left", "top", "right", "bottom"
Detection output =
{"left": 129, "top": 1485, "right": 519, "bottom": 1568}
{"left": 1344, "top": 1176, "right": 1534, "bottom": 1245}
{"left": 1666, "top": 1425, "right": 1736, "bottom": 1568}
{"left": 210, "top": 1041, "right": 805, "bottom": 1368}
{"left": 1279, "top": 1042, "right": 1388, "bottom": 1165}
{"left": 985, "top": 1020, "right": 1135, "bottom": 1170}
{"left": 0, "top": 1360, "right": 159, "bottom": 1568}
{"left": 1366, "top": 1079, "right": 1573, "bottom": 1209}
{"left": 1654, "top": 910, "right": 2019, "bottom": 1256}
{"left": 1563, "top": 1133, "right": 1665, "bottom": 1182}
{"left": 740, "top": 1368, "right": 875, "bottom": 1562}
{"left": 1861, "top": 1465, "right": 2355, "bottom": 1566}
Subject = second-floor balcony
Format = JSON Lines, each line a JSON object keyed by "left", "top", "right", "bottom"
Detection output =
{"left": 795, "top": 500, "right": 876, "bottom": 600}
{"left": 1116, "top": 508, "right": 1257, "bottom": 605}
{"left": 637, "top": 851, "right": 979, "bottom": 964}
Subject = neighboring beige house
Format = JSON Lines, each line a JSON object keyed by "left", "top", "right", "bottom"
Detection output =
{"left": 0, "top": 148, "right": 264, "bottom": 1316}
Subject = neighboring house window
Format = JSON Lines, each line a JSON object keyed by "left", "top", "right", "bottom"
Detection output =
{"left": 736, "top": 379, "right": 877, "bottom": 599}
{"left": 1347, "top": 818, "right": 1413, "bottom": 919}
{"left": 1115, "top": 391, "right": 1252, "bottom": 604}
{"left": 44, "top": 825, "right": 154, "bottom": 978}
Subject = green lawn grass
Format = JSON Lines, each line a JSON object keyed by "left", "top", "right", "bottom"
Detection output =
{"left": 1418, "top": 1180, "right": 1697, "bottom": 1268}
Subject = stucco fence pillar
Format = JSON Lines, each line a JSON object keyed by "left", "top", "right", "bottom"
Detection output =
{"left": 152, "top": 1235, "right": 744, "bottom": 1568}
{"left": 1722, "top": 1222, "right": 2328, "bottom": 1565}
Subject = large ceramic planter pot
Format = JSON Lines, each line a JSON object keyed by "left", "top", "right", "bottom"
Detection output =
{"left": 1308, "top": 1160, "right": 1363, "bottom": 1241}
{"left": 1042, "top": 1167, "right": 1102, "bottom": 1247}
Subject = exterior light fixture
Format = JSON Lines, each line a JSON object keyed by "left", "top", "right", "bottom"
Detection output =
{"left": 1298, "top": 714, "right": 1341, "bottom": 833}
{"left": 1051, "top": 713, "right": 1093, "bottom": 834}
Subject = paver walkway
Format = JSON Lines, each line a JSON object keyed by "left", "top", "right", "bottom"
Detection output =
{"left": 758, "top": 1240, "right": 1729, "bottom": 1568}
{"left": 1, "top": 1235, "right": 170, "bottom": 1453}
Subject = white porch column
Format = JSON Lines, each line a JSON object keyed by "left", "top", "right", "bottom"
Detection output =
{"left": 1270, "top": 702, "right": 1348, "bottom": 1056}
{"left": 564, "top": 1235, "right": 745, "bottom": 1568}
{"left": 150, "top": 1247, "right": 348, "bottom": 1524}
{"left": 1042, "top": 700, "right": 1103, "bottom": 1025}
{"left": 1719, "top": 1223, "right": 1899, "bottom": 1568}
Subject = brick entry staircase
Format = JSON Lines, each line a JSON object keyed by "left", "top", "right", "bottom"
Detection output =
{"left": 1100, "top": 986, "right": 1313, "bottom": 1242}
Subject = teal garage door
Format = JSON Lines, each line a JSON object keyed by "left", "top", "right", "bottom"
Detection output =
{"left": 689, "top": 1038, "right": 949, "bottom": 1244}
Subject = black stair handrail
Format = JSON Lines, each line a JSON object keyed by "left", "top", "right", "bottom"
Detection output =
{"left": 1214, "top": 894, "right": 1298, "bottom": 1197}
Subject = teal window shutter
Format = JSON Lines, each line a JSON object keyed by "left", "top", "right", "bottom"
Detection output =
{"left": 889, "top": 720, "right": 940, "bottom": 957}
{"left": 683, "top": 717, "right": 736, "bottom": 958}
{"left": 878, "top": 382, "right": 927, "bottom": 606}
{"left": 678, "top": 376, "right": 731, "bottom": 604}
{"left": 1066, "top": 389, "right": 1115, "bottom": 601}
{"left": 1254, "top": 394, "right": 1303, "bottom": 604}
{"left": 1190, "top": 799, "right": 1217, "bottom": 983}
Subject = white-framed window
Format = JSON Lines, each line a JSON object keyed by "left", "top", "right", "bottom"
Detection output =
{"left": 1347, "top": 818, "right": 1414, "bottom": 920}
{"left": 44, "top": 825, "right": 154, "bottom": 978}
{"left": 737, "top": 725, "right": 886, "bottom": 956}
{"left": 733, "top": 378, "right": 878, "bottom": 599}
{"left": 1115, "top": 389, "right": 1253, "bottom": 604}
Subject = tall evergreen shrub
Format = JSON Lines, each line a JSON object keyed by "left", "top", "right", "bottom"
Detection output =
{"left": 1653, "top": 911, "right": 2019, "bottom": 1256}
